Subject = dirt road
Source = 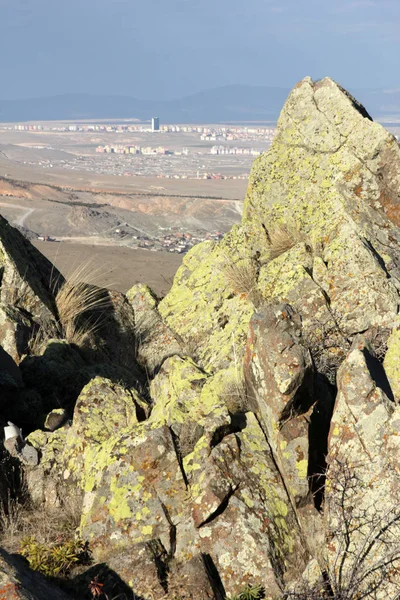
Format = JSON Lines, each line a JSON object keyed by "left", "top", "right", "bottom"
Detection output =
{"left": 0, "top": 202, "right": 35, "bottom": 226}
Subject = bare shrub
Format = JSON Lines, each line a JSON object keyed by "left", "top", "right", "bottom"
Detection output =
{"left": 302, "top": 311, "right": 350, "bottom": 384}
{"left": 305, "top": 317, "right": 391, "bottom": 384}
{"left": 366, "top": 327, "right": 392, "bottom": 363}
{"left": 325, "top": 458, "right": 400, "bottom": 599}
{"left": 286, "top": 457, "right": 400, "bottom": 600}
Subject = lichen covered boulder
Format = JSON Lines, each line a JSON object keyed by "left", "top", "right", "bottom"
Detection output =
{"left": 243, "top": 77, "right": 400, "bottom": 339}
{"left": 161, "top": 77, "right": 400, "bottom": 384}
{"left": 159, "top": 233, "right": 256, "bottom": 372}
{"left": 127, "top": 283, "right": 185, "bottom": 373}
{"left": 384, "top": 323, "right": 400, "bottom": 402}
{"left": 3, "top": 77, "right": 400, "bottom": 599}
{"left": 26, "top": 375, "right": 149, "bottom": 507}
{"left": 325, "top": 342, "right": 400, "bottom": 598}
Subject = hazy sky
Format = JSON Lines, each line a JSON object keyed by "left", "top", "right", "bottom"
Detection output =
{"left": 0, "top": 0, "right": 399, "bottom": 100}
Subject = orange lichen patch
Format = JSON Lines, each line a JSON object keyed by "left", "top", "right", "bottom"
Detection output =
{"left": 0, "top": 583, "right": 21, "bottom": 599}
{"left": 354, "top": 184, "right": 363, "bottom": 197}
{"left": 343, "top": 165, "right": 361, "bottom": 182}
{"left": 385, "top": 204, "right": 400, "bottom": 227}
{"left": 379, "top": 191, "right": 400, "bottom": 227}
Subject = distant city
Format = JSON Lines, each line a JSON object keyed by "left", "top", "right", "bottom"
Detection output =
{"left": 120, "top": 228, "right": 225, "bottom": 254}
{"left": 0, "top": 118, "right": 275, "bottom": 181}
{"left": 3, "top": 120, "right": 275, "bottom": 140}
{"left": 1, "top": 111, "right": 399, "bottom": 257}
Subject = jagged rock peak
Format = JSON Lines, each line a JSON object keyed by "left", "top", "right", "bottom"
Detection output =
{"left": 245, "top": 75, "right": 400, "bottom": 228}
{"left": 287, "top": 76, "right": 373, "bottom": 126}
{"left": 161, "top": 77, "right": 400, "bottom": 375}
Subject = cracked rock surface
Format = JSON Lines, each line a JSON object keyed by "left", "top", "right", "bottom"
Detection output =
{"left": 1, "top": 77, "right": 400, "bottom": 599}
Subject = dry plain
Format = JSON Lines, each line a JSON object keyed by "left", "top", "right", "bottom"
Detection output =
{"left": 0, "top": 121, "right": 259, "bottom": 291}
{"left": 32, "top": 240, "right": 183, "bottom": 296}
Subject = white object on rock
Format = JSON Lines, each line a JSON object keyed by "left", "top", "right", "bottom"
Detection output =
{"left": 4, "top": 421, "right": 22, "bottom": 441}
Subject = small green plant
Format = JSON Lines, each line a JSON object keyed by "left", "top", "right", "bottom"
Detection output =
{"left": 229, "top": 584, "right": 265, "bottom": 599}
{"left": 20, "top": 535, "right": 88, "bottom": 577}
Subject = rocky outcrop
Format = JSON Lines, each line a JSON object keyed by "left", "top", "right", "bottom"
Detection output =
{"left": 0, "top": 216, "right": 62, "bottom": 362}
{"left": 0, "top": 77, "right": 400, "bottom": 599}
{"left": 325, "top": 341, "right": 399, "bottom": 598}
{"left": 126, "top": 283, "right": 185, "bottom": 374}
{"left": 384, "top": 321, "right": 400, "bottom": 402}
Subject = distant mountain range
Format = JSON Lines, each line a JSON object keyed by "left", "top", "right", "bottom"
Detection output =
{"left": 1, "top": 84, "right": 400, "bottom": 123}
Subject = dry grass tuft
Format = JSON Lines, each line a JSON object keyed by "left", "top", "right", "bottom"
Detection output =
{"left": 29, "top": 261, "right": 113, "bottom": 353}
{"left": 265, "top": 223, "right": 304, "bottom": 261}
{"left": 0, "top": 493, "right": 24, "bottom": 543}
{"left": 55, "top": 262, "right": 112, "bottom": 346}
{"left": 222, "top": 376, "right": 249, "bottom": 414}
{"left": 221, "top": 335, "right": 250, "bottom": 414}
{"left": 221, "top": 223, "right": 304, "bottom": 306}
{"left": 0, "top": 489, "right": 83, "bottom": 555}
{"left": 28, "top": 319, "right": 60, "bottom": 355}
{"left": 222, "top": 255, "right": 263, "bottom": 306}
{"left": 223, "top": 257, "right": 258, "bottom": 296}
{"left": 134, "top": 311, "right": 161, "bottom": 349}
